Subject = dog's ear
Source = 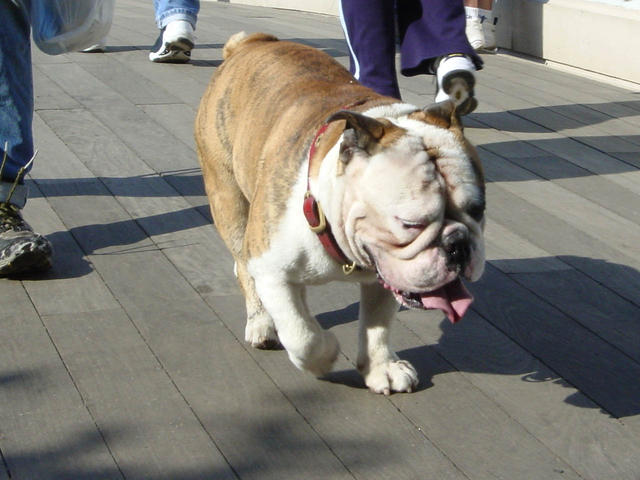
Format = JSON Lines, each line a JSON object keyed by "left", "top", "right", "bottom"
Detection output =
{"left": 328, "top": 110, "right": 385, "bottom": 151}
{"left": 327, "top": 110, "right": 404, "bottom": 163}
{"left": 411, "top": 100, "right": 463, "bottom": 133}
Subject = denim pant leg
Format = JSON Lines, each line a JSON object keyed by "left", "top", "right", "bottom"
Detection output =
{"left": 153, "top": 0, "right": 200, "bottom": 29}
{"left": 338, "top": 0, "right": 401, "bottom": 99}
{"left": 0, "top": 0, "right": 32, "bottom": 208}
{"left": 397, "top": 0, "right": 482, "bottom": 76}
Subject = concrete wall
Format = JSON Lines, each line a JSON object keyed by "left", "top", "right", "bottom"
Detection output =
{"left": 496, "top": 0, "right": 640, "bottom": 85}
{"left": 221, "top": 0, "right": 339, "bottom": 16}
{"left": 216, "top": 0, "right": 640, "bottom": 85}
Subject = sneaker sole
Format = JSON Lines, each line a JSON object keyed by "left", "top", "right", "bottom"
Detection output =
{"left": 149, "top": 38, "right": 194, "bottom": 63}
{"left": 442, "top": 69, "right": 478, "bottom": 115}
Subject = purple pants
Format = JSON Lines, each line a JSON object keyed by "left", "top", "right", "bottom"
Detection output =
{"left": 339, "top": 0, "right": 482, "bottom": 99}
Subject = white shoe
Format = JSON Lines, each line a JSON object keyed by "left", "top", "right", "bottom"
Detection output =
{"left": 465, "top": 17, "right": 484, "bottom": 50}
{"left": 465, "top": 15, "right": 497, "bottom": 51}
{"left": 149, "top": 20, "right": 195, "bottom": 63}
{"left": 80, "top": 37, "right": 107, "bottom": 53}
{"left": 435, "top": 54, "right": 477, "bottom": 115}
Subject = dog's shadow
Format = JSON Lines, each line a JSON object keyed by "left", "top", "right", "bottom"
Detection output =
{"left": 316, "top": 255, "right": 640, "bottom": 418}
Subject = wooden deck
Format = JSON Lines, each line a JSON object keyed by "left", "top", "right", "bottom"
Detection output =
{"left": 2, "top": 1, "right": 639, "bottom": 478}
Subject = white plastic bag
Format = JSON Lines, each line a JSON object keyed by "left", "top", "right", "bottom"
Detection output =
{"left": 27, "top": 0, "right": 115, "bottom": 55}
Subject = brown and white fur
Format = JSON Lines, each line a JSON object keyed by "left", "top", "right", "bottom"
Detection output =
{"left": 195, "top": 32, "right": 485, "bottom": 394}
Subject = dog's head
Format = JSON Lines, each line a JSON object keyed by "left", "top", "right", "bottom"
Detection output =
{"left": 329, "top": 101, "right": 485, "bottom": 322}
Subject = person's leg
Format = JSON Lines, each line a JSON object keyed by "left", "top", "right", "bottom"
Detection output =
{"left": 0, "top": 0, "right": 33, "bottom": 208}
{"left": 338, "top": 0, "right": 401, "bottom": 99}
{"left": 397, "top": 0, "right": 481, "bottom": 76}
{"left": 149, "top": 0, "right": 200, "bottom": 63}
{"left": 153, "top": 0, "right": 199, "bottom": 29}
{"left": 0, "top": 0, "right": 52, "bottom": 275}
{"left": 396, "top": 0, "right": 482, "bottom": 114}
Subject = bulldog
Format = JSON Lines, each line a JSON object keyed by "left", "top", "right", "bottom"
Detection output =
{"left": 195, "top": 32, "right": 485, "bottom": 394}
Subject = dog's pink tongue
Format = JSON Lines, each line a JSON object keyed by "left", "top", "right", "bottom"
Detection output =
{"left": 420, "top": 279, "right": 473, "bottom": 323}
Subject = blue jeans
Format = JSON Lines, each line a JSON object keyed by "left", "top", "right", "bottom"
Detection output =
{"left": 154, "top": 0, "right": 199, "bottom": 29}
{"left": 0, "top": 0, "right": 32, "bottom": 207}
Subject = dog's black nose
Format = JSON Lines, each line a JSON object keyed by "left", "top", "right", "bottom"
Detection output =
{"left": 443, "top": 229, "right": 470, "bottom": 272}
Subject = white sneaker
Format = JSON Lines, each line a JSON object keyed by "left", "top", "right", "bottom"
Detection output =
{"left": 80, "top": 37, "right": 107, "bottom": 53}
{"left": 465, "top": 15, "right": 497, "bottom": 51}
{"left": 435, "top": 54, "right": 477, "bottom": 115}
{"left": 465, "top": 17, "right": 484, "bottom": 50}
{"left": 149, "top": 20, "right": 194, "bottom": 63}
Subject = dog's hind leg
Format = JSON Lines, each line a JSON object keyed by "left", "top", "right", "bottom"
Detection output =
{"left": 197, "top": 145, "right": 280, "bottom": 349}
{"left": 206, "top": 192, "right": 280, "bottom": 349}
{"left": 357, "top": 282, "right": 418, "bottom": 395}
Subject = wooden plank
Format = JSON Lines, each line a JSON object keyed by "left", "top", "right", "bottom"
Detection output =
{"left": 486, "top": 184, "right": 640, "bottom": 306}
{"left": 481, "top": 148, "right": 640, "bottom": 264}
{"left": 469, "top": 263, "right": 640, "bottom": 419}
{"left": 505, "top": 154, "right": 640, "bottom": 224}
{"left": 26, "top": 127, "right": 238, "bottom": 478}
{"left": 33, "top": 64, "right": 82, "bottom": 111}
{"left": 118, "top": 297, "right": 356, "bottom": 480}
{"left": 483, "top": 219, "right": 573, "bottom": 274}
{"left": 72, "top": 53, "right": 182, "bottom": 106}
{"left": 483, "top": 216, "right": 640, "bottom": 361}
{"left": 139, "top": 103, "right": 198, "bottom": 150}
{"left": 0, "top": 456, "right": 8, "bottom": 480}
{"left": 36, "top": 62, "right": 198, "bottom": 175}
{"left": 397, "top": 306, "right": 640, "bottom": 480}
{"left": 36, "top": 107, "right": 234, "bottom": 295}
{"left": 41, "top": 309, "right": 238, "bottom": 480}
{"left": 478, "top": 67, "right": 640, "bottom": 147}
{"left": 29, "top": 58, "right": 240, "bottom": 480}
{"left": 481, "top": 54, "right": 640, "bottom": 109}
{"left": 0, "top": 281, "right": 121, "bottom": 479}
{"left": 512, "top": 268, "right": 640, "bottom": 362}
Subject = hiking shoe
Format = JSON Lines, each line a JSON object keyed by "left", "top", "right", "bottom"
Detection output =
{"left": 435, "top": 54, "right": 478, "bottom": 115}
{"left": 0, "top": 203, "right": 52, "bottom": 276}
{"left": 149, "top": 20, "right": 194, "bottom": 63}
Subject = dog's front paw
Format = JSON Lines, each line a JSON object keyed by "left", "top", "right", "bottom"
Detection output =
{"left": 363, "top": 359, "right": 418, "bottom": 395}
{"left": 288, "top": 330, "right": 339, "bottom": 378}
{"left": 245, "top": 314, "right": 281, "bottom": 350}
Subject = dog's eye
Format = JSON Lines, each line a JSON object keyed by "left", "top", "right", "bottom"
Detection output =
{"left": 466, "top": 200, "right": 485, "bottom": 222}
{"left": 398, "top": 218, "right": 427, "bottom": 230}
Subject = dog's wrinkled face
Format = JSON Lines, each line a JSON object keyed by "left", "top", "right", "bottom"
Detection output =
{"left": 331, "top": 102, "right": 485, "bottom": 322}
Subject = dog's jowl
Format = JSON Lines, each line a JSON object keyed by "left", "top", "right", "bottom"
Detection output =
{"left": 195, "top": 32, "right": 485, "bottom": 394}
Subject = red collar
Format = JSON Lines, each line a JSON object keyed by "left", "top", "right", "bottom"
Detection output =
{"left": 302, "top": 122, "right": 358, "bottom": 275}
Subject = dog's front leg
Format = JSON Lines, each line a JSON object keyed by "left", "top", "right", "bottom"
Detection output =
{"left": 357, "top": 282, "right": 418, "bottom": 395}
{"left": 253, "top": 277, "right": 339, "bottom": 377}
